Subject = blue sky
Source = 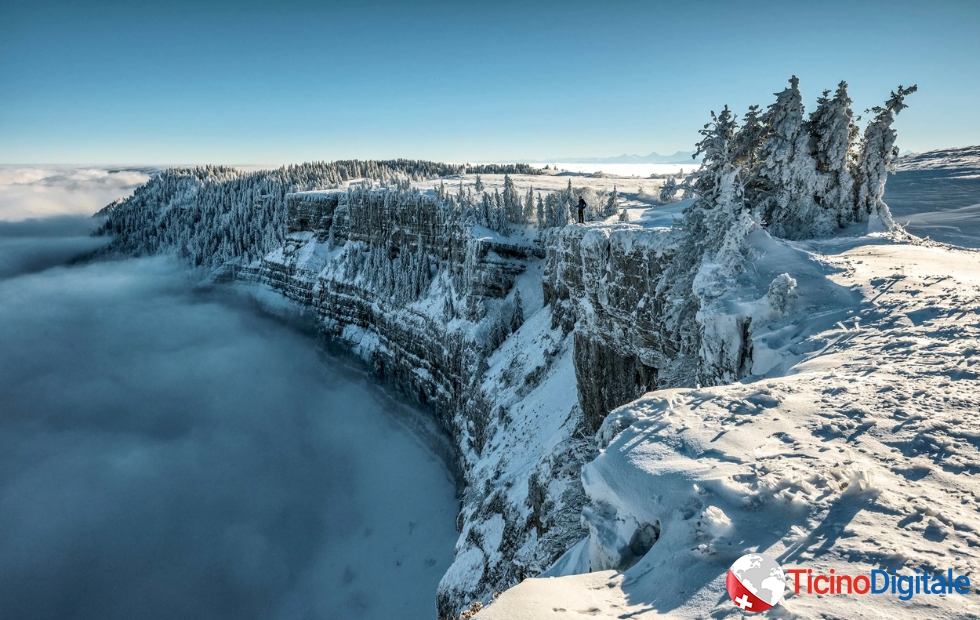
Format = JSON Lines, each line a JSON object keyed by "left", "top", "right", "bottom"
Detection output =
{"left": 1, "top": 0, "right": 978, "bottom": 164}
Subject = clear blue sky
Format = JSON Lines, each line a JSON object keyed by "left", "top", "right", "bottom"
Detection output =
{"left": 1, "top": 0, "right": 978, "bottom": 164}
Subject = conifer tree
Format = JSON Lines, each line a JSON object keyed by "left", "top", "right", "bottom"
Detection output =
{"left": 684, "top": 106, "right": 741, "bottom": 252}
{"left": 853, "top": 84, "right": 917, "bottom": 225}
{"left": 754, "top": 76, "right": 824, "bottom": 238}
{"left": 442, "top": 294, "right": 455, "bottom": 321}
{"left": 655, "top": 106, "right": 745, "bottom": 356}
{"left": 510, "top": 290, "right": 525, "bottom": 332}
{"left": 732, "top": 105, "right": 766, "bottom": 172}
{"left": 808, "top": 81, "right": 858, "bottom": 225}
{"left": 524, "top": 187, "right": 536, "bottom": 224}
{"left": 605, "top": 186, "right": 620, "bottom": 216}
{"left": 659, "top": 177, "right": 677, "bottom": 203}
{"left": 474, "top": 175, "right": 485, "bottom": 193}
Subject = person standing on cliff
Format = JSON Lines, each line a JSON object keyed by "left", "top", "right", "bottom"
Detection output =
{"left": 577, "top": 196, "right": 586, "bottom": 224}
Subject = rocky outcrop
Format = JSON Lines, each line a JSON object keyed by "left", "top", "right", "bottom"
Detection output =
{"left": 544, "top": 225, "right": 681, "bottom": 430}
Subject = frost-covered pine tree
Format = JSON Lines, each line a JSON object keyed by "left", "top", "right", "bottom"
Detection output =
{"left": 604, "top": 186, "right": 620, "bottom": 216}
{"left": 474, "top": 175, "right": 485, "bottom": 193}
{"left": 683, "top": 106, "right": 740, "bottom": 252}
{"left": 659, "top": 177, "right": 677, "bottom": 203}
{"left": 656, "top": 105, "right": 755, "bottom": 374}
{"left": 731, "top": 105, "right": 766, "bottom": 174}
{"left": 510, "top": 290, "right": 525, "bottom": 332}
{"left": 480, "top": 192, "right": 492, "bottom": 228}
{"left": 536, "top": 193, "right": 545, "bottom": 228}
{"left": 502, "top": 174, "right": 523, "bottom": 223}
{"left": 487, "top": 311, "right": 508, "bottom": 351}
{"left": 754, "top": 76, "right": 826, "bottom": 239}
{"left": 807, "top": 81, "right": 858, "bottom": 226}
{"left": 853, "top": 85, "right": 917, "bottom": 226}
{"left": 524, "top": 187, "right": 536, "bottom": 224}
{"left": 544, "top": 192, "right": 570, "bottom": 229}
{"left": 442, "top": 293, "right": 456, "bottom": 321}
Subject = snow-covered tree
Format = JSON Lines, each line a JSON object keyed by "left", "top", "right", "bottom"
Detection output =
{"left": 442, "top": 293, "right": 456, "bottom": 321}
{"left": 502, "top": 174, "right": 523, "bottom": 223}
{"left": 753, "top": 76, "right": 826, "bottom": 238}
{"left": 767, "top": 273, "right": 798, "bottom": 315}
{"left": 659, "top": 177, "right": 677, "bottom": 203}
{"left": 524, "top": 187, "right": 536, "bottom": 224}
{"left": 731, "top": 105, "right": 766, "bottom": 173}
{"left": 604, "top": 186, "right": 620, "bottom": 216}
{"left": 655, "top": 105, "right": 755, "bottom": 375}
{"left": 807, "top": 81, "right": 858, "bottom": 226}
{"left": 510, "top": 290, "right": 525, "bottom": 332}
{"left": 853, "top": 84, "right": 917, "bottom": 226}
{"left": 474, "top": 175, "right": 485, "bottom": 193}
{"left": 543, "top": 192, "right": 570, "bottom": 229}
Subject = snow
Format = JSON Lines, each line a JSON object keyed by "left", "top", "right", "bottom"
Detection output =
{"left": 526, "top": 163, "right": 698, "bottom": 178}
{"left": 895, "top": 203, "right": 980, "bottom": 249}
{"left": 480, "top": 223, "right": 980, "bottom": 617}
{"left": 893, "top": 146, "right": 980, "bottom": 172}
{"left": 886, "top": 146, "right": 980, "bottom": 248}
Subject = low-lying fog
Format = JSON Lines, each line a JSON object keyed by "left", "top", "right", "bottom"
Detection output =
{"left": 0, "top": 171, "right": 459, "bottom": 620}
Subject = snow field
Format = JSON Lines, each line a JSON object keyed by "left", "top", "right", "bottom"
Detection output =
{"left": 479, "top": 233, "right": 980, "bottom": 619}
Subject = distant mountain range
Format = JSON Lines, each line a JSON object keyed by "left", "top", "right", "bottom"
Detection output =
{"left": 523, "top": 151, "right": 698, "bottom": 165}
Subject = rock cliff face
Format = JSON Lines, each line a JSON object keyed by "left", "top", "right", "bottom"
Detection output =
{"left": 544, "top": 225, "right": 682, "bottom": 431}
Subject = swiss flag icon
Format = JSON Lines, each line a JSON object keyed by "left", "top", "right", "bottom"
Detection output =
{"left": 725, "top": 553, "right": 785, "bottom": 613}
{"left": 726, "top": 570, "right": 774, "bottom": 612}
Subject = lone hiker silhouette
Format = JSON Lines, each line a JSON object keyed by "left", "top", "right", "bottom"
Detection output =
{"left": 577, "top": 196, "right": 586, "bottom": 224}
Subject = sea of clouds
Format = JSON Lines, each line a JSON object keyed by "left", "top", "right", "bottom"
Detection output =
{"left": 0, "top": 166, "right": 153, "bottom": 221}
{"left": 0, "top": 171, "right": 459, "bottom": 620}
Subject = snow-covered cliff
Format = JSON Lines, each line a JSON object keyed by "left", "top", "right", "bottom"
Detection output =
{"left": 92, "top": 160, "right": 648, "bottom": 617}
{"left": 237, "top": 187, "right": 596, "bottom": 617}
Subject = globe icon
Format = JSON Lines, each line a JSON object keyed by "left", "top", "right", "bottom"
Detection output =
{"left": 726, "top": 553, "right": 786, "bottom": 612}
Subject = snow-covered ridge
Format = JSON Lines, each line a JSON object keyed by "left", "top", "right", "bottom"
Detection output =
{"left": 894, "top": 145, "right": 980, "bottom": 172}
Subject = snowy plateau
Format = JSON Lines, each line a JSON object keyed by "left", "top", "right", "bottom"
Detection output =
{"left": 92, "top": 95, "right": 980, "bottom": 617}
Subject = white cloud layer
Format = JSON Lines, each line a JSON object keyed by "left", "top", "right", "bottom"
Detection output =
{"left": 0, "top": 218, "right": 459, "bottom": 620}
{"left": 0, "top": 166, "right": 153, "bottom": 221}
